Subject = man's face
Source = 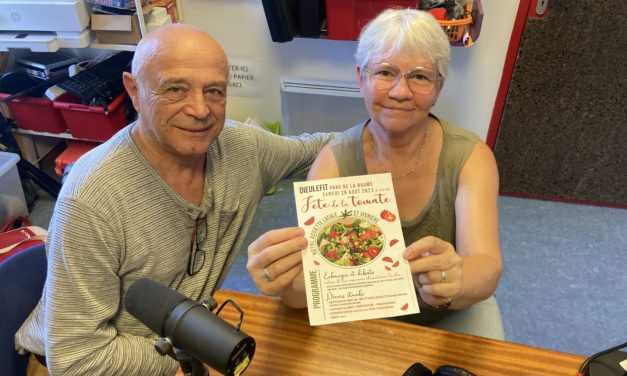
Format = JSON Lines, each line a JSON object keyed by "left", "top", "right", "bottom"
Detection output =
{"left": 126, "top": 39, "right": 229, "bottom": 160}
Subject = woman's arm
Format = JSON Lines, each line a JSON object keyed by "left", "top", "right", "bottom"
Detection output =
{"left": 306, "top": 144, "right": 341, "bottom": 180}
{"left": 452, "top": 141, "right": 503, "bottom": 308}
{"left": 404, "top": 141, "right": 502, "bottom": 310}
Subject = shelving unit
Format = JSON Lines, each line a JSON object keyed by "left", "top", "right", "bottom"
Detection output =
{"left": 2, "top": 0, "right": 184, "bottom": 169}
{"left": 90, "top": 0, "right": 183, "bottom": 50}
{"left": 0, "top": 0, "right": 183, "bottom": 52}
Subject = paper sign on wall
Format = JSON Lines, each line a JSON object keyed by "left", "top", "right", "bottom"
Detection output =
{"left": 227, "top": 56, "right": 261, "bottom": 98}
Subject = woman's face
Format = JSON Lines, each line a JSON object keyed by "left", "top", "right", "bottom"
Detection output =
{"left": 358, "top": 51, "right": 442, "bottom": 133}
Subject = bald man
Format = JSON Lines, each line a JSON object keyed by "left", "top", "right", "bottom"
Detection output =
{"left": 15, "top": 24, "right": 331, "bottom": 375}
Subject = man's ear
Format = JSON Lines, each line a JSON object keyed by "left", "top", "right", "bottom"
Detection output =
{"left": 123, "top": 72, "right": 141, "bottom": 113}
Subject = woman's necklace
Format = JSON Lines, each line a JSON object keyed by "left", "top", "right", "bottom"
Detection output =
{"left": 369, "top": 125, "right": 429, "bottom": 180}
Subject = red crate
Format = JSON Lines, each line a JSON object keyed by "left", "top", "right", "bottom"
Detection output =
{"left": 325, "top": 0, "right": 418, "bottom": 40}
{"left": 54, "top": 141, "right": 99, "bottom": 176}
{"left": 53, "top": 92, "right": 128, "bottom": 142}
{"left": 0, "top": 93, "right": 67, "bottom": 134}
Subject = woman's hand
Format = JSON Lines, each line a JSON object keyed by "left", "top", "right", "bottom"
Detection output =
{"left": 247, "top": 227, "right": 308, "bottom": 303}
{"left": 403, "top": 236, "right": 463, "bottom": 308}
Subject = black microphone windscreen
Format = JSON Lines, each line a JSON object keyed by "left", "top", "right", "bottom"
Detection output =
{"left": 403, "top": 362, "right": 433, "bottom": 376}
{"left": 124, "top": 278, "right": 187, "bottom": 336}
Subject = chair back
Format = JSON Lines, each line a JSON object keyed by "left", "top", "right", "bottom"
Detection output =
{"left": 0, "top": 243, "right": 46, "bottom": 376}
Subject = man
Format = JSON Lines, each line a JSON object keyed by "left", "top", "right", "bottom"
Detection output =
{"left": 15, "top": 24, "right": 330, "bottom": 375}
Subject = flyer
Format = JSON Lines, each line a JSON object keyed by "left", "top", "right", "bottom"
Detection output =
{"left": 293, "top": 173, "right": 419, "bottom": 326}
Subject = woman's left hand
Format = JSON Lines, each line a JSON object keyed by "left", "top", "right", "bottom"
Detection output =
{"left": 403, "top": 236, "right": 463, "bottom": 308}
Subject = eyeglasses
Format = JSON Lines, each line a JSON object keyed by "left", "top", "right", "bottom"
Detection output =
{"left": 365, "top": 62, "right": 440, "bottom": 95}
{"left": 188, "top": 214, "right": 207, "bottom": 276}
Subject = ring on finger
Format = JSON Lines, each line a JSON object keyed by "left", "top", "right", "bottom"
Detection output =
{"left": 263, "top": 267, "right": 275, "bottom": 281}
{"left": 440, "top": 270, "right": 447, "bottom": 282}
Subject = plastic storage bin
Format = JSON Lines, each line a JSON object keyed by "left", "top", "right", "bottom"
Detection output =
{"left": 325, "top": 0, "right": 476, "bottom": 43}
{"left": 54, "top": 141, "right": 99, "bottom": 176}
{"left": 325, "top": 0, "right": 417, "bottom": 40}
{"left": 0, "top": 93, "right": 67, "bottom": 134}
{"left": 0, "top": 152, "right": 28, "bottom": 231}
{"left": 53, "top": 92, "right": 128, "bottom": 142}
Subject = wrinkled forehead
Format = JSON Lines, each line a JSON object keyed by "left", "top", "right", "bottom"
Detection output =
{"left": 134, "top": 34, "right": 228, "bottom": 78}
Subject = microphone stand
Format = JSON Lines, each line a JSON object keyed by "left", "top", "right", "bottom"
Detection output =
{"left": 155, "top": 337, "right": 208, "bottom": 376}
{"left": 174, "top": 348, "right": 208, "bottom": 376}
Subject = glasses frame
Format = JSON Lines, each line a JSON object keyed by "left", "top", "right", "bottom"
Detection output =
{"left": 187, "top": 214, "right": 207, "bottom": 276}
{"left": 365, "top": 62, "right": 441, "bottom": 95}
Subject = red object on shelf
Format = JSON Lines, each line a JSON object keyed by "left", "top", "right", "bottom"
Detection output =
{"left": 54, "top": 141, "right": 99, "bottom": 176}
{"left": 0, "top": 93, "right": 67, "bottom": 134}
{"left": 325, "top": 0, "right": 417, "bottom": 40}
{"left": 53, "top": 92, "right": 128, "bottom": 142}
{"left": 428, "top": 8, "right": 447, "bottom": 20}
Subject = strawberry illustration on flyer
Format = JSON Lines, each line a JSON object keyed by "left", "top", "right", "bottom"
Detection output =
{"left": 294, "top": 173, "right": 419, "bottom": 326}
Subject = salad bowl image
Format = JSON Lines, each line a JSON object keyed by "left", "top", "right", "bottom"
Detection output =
{"left": 316, "top": 216, "right": 384, "bottom": 267}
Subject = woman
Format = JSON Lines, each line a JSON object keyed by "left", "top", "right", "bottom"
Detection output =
{"left": 247, "top": 8, "right": 503, "bottom": 340}
{"left": 306, "top": 8, "right": 504, "bottom": 339}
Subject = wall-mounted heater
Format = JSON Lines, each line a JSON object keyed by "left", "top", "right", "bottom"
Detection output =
{"left": 280, "top": 77, "right": 369, "bottom": 135}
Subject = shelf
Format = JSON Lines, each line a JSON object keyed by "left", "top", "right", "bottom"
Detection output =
{"left": 12, "top": 128, "right": 100, "bottom": 142}
{"left": 89, "top": 43, "right": 137, "bottom": 52}
{"left": 0, "top": 0, "right": 183, "bottom": 52}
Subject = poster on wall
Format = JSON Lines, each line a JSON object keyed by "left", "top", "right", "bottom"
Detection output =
{"left": 293, "top": 173, "right": 419, "bottom": 326}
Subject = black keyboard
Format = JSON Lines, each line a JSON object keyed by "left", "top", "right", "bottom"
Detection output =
{"left": 58, "top": 51, "right": 134, "bottom": 105}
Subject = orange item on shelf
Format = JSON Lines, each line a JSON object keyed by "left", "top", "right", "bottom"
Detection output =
{"left": 54, "top": 141, "right": 99, "bottom": 176}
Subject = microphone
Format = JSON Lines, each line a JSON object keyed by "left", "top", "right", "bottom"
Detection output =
{"left": 124, "top": 278, "right": 255, "bottom": 376}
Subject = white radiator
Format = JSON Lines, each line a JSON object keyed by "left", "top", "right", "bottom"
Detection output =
{"left": 280, "top": 77, "right": 369, "bottom": 135}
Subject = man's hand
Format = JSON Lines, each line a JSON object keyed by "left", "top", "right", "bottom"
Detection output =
{"left": 247, "top": 227, "right": 308, "bottom": 301}
{"left": 403, "top": 236, "right": 463, "bottom": 308}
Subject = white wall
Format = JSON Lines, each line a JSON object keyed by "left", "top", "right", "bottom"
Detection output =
{"left": 181, "top": 0, "right": 518, "bottom": 140}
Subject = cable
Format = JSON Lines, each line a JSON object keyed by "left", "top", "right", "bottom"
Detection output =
{"left": 578, "top": 342, "right": 627, "bottom": 376}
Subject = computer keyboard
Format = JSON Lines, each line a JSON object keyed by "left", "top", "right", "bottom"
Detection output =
{"left": 58, "top": 51, "right": 134, "bottom": 105}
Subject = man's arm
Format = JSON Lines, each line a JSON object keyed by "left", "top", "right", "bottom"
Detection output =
{"left": 239, "top": 120, "right": 334, "bottom": 190}
{"left": 246, "top": 144, "right": 341, "bottom": 308}
{"left": 44, "top": 198, "right": 178, "bottom": 376}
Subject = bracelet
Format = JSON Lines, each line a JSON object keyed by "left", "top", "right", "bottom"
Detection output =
{"left": 426, "top": 300, "right": 452, "bottom": 311}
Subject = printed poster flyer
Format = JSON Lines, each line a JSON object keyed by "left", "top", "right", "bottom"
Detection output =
{"left": 293, "top": 173, "right": 419, "bottom": 326}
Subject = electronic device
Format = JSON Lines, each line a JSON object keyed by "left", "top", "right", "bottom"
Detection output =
{"left": 0, "top": 0, "right": 89, "bottom": 32}
{"left": 124, "top": 278, "right": 255, "bottom": 376}
{"left": 17, "top": 52, "right": 79, "bottom": 81}
{"left": 0, "top": 71, "right": 53, "bottom": 100}
{"left": 403, "top": 362, "right": 476, "bottom": 376}
{"left": 57, "top": 51, "right": 133, "bottom": 105}
{"left": 580, "top": 342, "right": 627, "bottom": 376}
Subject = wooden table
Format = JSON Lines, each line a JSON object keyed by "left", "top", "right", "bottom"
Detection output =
{"left": 213, "top": 290, "right": 584, "bottom": 376}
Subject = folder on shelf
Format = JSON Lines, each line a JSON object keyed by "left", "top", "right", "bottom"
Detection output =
{"left": 261, "top": 0, "right": 297, "bottom": 42}
{"left": 298, "top": 0, "right": 325, "bottom": 37}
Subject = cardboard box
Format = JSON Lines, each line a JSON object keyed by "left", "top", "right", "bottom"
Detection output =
{"left": 91, "top": 12, "right": 142, "bottom": 45}
{"left": 146, "top": 7, "right": 172, "bottom": 33}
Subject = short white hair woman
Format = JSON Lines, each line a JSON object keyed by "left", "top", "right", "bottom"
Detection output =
{"left": 307, "top": 8, "right": 504, "bottom": 339}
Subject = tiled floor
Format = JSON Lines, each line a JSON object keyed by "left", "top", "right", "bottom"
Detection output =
{"left": 28, "top": 179, "right": 627, "bottom": 357}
